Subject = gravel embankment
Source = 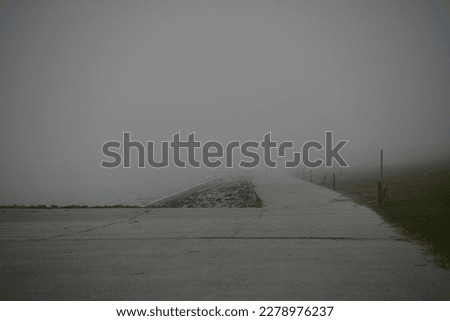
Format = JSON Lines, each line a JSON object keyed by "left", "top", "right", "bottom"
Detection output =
{"left": 154, "top": 180, "right": 262, "bottom": 208}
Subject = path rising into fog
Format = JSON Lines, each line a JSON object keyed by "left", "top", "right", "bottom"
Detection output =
{"left": 1, "top": 172, "right": 449, "bottom": 300}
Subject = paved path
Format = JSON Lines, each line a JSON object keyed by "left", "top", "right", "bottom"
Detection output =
{"left": 0, "top": 172, "right": 449, "bottom": 300}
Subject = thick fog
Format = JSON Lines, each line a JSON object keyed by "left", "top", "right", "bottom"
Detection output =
{"left": 1, "top": 0, "right": 449, "bottom": 205}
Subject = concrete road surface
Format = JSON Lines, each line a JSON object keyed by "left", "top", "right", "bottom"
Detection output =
{"left": 1, "top": 172, "right": 449, "bottom": 300}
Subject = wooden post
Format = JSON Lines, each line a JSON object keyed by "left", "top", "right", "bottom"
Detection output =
{"left": 380, "top": 149, "right": 384, "bottom": 187}
{"left": 378, "top": 149, "right": 385, "bottom": 203}
{"left": 333, "top": 173, "right": 336, "bottom": 190}
{"left": 378, "top": 182, "right": 382, "bottom": 203}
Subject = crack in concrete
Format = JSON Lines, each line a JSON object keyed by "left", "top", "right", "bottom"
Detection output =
{"left": 27, "top": 236, "right": 408, "bottom": 242}
{"left": 32, "top": 209, "right": 151, "bottom": 241}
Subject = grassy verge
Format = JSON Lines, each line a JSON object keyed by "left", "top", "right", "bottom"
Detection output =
{"left": 310, "top": 160, "right": 450, "bottom": 269}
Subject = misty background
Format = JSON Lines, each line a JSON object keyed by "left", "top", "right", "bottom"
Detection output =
{"left": 0, "top": 0, "right": 449, "bottom": 205}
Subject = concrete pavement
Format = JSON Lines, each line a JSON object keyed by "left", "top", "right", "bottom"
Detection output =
{"left": 0, "top": 172, "right": 449, "bottom": 300}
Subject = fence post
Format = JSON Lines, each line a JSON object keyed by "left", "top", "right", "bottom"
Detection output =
{"left": 380, "top": 149, "right": 384, "bottom": 187}
{"left": 378, "top": 182, "right": 382, "bottom": 203}
{"left": 378, "top": 149, "right": 385, "bottom": 203}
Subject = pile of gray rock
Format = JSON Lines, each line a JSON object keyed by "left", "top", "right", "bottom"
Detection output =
{"left": 155, "top": 180, "right": 262, "bottom": 208}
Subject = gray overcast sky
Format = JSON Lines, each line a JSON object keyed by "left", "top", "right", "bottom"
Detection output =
{"left": 0, "top": 0, "right": 449, "bottom": 205}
